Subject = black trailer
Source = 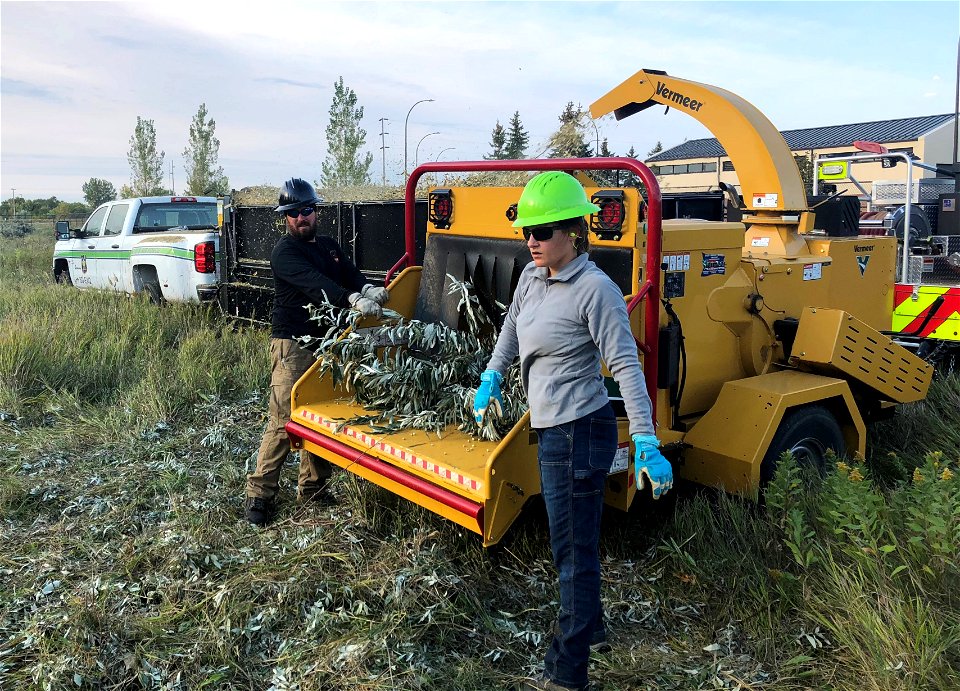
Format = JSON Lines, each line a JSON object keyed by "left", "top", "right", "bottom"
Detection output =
{"left": 218, "top": 191, "right": 736, "bottom": 324}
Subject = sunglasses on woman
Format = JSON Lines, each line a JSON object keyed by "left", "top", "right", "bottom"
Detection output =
{"left": 521, "top": 223, "right": 565, "bottom": 241}
{"left": 285, "top": 206, "right": 316, "bottom": 218}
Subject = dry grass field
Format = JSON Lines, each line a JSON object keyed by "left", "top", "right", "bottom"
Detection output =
{"left": 1, "top": 226, "right": 957, "bottom": 690}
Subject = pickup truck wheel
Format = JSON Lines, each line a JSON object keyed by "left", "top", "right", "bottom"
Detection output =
{"left": 144, "top": 281, "right": 165, "bottom": 305}
{"left": 759, "top": 405, "right": 845, "bottom": 486}
{"left": 55, "top": 267, "right": 73, "bottom": 286}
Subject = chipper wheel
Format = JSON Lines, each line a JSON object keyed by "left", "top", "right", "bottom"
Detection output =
{"left": 759, "top": 405, "right": 845, "bottom": 485}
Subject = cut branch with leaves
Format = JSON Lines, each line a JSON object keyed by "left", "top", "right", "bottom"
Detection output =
{"left": 299, "top": 277, "right": 525, "bottom": 441}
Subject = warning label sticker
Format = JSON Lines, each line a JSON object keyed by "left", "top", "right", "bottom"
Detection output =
{"left": 665, "top": 253, "right": 691, "bottom": 272}
{"left": 702, "top": 253, "right": 726, "bottom": 276}
{"left": 751, "top": 236, "right": 771, "bottom": 247}
{"left": 610, "top": 442, "right": 629, "bottom": 473}
{"left": 803, "top": 263, "right": 823, "bottom": 281}
{"left": 752, "top": 193, "right": 779, "bottom": 208}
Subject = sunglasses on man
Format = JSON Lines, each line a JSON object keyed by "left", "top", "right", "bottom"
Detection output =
{"left": 285, "top": 206, "right": 316, "bottom": 218}
{"left": 521, "top": 223, "right": 566, "bottom": 242}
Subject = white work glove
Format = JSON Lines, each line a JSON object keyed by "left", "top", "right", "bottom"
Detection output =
{"left": 348, "top": 292, "right": 383, "bottom": 319}
{"left": 361, "top": 283, "right": 390, "bottom": 306}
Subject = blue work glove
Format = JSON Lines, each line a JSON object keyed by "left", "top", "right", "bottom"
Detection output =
{"left": 473, "top": 370, "right": 504, "bottom": 427}
{"left": 632, "top": 433, "right": 673, "bottom": 499}
{"left": 361, "top": 283, "right": 390, "bottom": 306}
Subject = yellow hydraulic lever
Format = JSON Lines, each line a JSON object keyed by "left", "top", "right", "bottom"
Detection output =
{"left": 590, "top": 69, "right": 808, "bottom": 214}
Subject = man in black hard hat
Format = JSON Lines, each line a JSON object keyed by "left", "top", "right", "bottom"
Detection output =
{"left": 244, "top": 178, "right": 389, "bottom": 526}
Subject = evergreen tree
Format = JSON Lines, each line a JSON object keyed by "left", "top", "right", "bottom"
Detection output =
{"left": 82, "top": 178, "right": 117, "bottom": 208}
{"left": 622, "top": 145, "right": 641, "bottom": 189}
{"left": 548, "top": 102, "right": 591, "bottom": 158}
{"left": 183, "top": 103, "right": 229, "bottom": 196}
{"left": 126, "top": 117, "right": 167, "bottom": 196}
{"left": 647, "top": 141, "right": 664, "bottom": 158}
{"left": 320, "top": 77, "right": 374, "bottom": 187}
{"left": 504, "top": 111, "right": 529, "bottom": 159}
{"left": 594, "top": 138, "right": 617, "bottom": 185}
{"left": 486, "top": 121, "right": 506, "bottom": 160}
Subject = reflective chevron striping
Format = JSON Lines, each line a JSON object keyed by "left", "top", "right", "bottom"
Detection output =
{"left": 893, "top": 284, "right": 960, "bottom": 341}
{"left": 298, "top": 409, "right": 482, "bottom": 492}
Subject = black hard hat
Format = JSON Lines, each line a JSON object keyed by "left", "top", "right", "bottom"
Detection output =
{"left": 275, "top": 178, "right": 323, "bottom": 212}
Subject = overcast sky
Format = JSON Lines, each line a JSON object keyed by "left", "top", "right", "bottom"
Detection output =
{"left": 2, "top": 0, "right": 958, "bottom": 202}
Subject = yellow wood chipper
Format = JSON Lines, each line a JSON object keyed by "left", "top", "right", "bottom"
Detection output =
{"left": 285, "top": 69, "right": 933, "bottom": 546}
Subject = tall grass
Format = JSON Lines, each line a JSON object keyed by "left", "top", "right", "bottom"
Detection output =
{"left": 0, "top": 231, "right": 267, "bottom": 441}
{"left": 1, "top": 231, "right": 957, "bottom": 690}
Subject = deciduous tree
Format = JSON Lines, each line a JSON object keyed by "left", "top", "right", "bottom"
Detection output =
{"left": 320, "top": 77, "right": 374, "bottom": 187}
{"left": 183, "top": 103, "right": 229, "bottom": 196}
{"left": 82, "top": 178, "right": 117, "bottom": 208}
{"left": 126, "top": 117, "right": 167, "bottom": 196}
{"left": 53, "top": 201, "right": 90, "bottom": 218}
{"left": 794, "top": 154, "right": 814, "bottom": 196}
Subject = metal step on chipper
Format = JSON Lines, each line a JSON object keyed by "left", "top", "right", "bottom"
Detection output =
{"left": 285, "top": 69, "right": 933, "bottom": 546}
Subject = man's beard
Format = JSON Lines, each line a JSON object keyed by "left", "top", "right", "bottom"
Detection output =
{"left": 290, "top": 219, "right": 317, "bottom": 241}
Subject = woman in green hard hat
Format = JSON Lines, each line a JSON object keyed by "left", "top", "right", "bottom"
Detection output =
{"left": 473, "top": 171, "right": 673, "bottom": 691}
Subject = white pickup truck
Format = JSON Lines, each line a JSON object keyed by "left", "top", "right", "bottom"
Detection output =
{"left": 52, "top": 196, "right": 222, "bottom": 303}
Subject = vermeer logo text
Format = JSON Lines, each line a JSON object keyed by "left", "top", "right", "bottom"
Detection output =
{"left": 656, "top": 82, "right": 704, "bottom": 112}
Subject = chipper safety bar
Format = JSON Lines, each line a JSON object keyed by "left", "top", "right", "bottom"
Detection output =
{"left": 285, "top": 158, "right": 662, "bottom": 546}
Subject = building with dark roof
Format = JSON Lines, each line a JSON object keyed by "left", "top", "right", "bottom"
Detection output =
{"left": 645, "top": 114, "right": 958, "bottom": 198}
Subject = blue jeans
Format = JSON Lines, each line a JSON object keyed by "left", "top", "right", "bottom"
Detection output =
{"left": 536, "top": 402, "right": 617, "bottom": 688}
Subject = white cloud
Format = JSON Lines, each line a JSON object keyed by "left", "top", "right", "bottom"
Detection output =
{"left": 3, "top": 0, "right": 958, "bottom": 201}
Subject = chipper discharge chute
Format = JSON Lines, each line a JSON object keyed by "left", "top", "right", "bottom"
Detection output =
{"left": 286, "top": 69, "right": 933, "bottom": 547}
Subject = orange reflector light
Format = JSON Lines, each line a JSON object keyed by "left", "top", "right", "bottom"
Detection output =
{"left": 591, "top": 190, "right": 626, "bottom": 239}
{"left": 429, "top": 189, "right": 454, "bottom": 229}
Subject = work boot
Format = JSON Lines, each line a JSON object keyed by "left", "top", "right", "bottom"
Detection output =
{"left": 244, "top": 496, "right": 274, "bottom": 526}
{"left": 551, "top": 620, "right": 611, "bottom": 654}
{"left": 297, "top": 482, "right": 329, "bottom": 504}
{"left": 518, "top": 674, "right": 591, "bottom": 691}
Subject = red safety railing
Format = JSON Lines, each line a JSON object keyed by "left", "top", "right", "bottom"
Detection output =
{"left": 393, "top": 157, "right": 663, "bottom": 425}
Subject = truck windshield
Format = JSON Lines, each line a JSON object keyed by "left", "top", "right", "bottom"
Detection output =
{"left": 134, "top": 203, "right": 218, "bottom": 232}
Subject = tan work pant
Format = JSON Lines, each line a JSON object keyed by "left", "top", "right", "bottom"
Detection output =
{"left": 246, "top": 338, "right": 331, "bottom": 500}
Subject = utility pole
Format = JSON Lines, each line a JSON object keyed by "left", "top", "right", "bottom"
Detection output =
{"left": 169, "top": 162, "right": 176, "bottom": 195}
{"left": 379, "top": 117, "right": 390, "bottom": 186}
{"left": 10, "top": 189, "right": 15, "bottom": 218}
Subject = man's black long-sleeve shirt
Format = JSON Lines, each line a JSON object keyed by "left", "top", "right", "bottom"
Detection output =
{"left": 270, "top": 234, "right": 368, "bottom": 339}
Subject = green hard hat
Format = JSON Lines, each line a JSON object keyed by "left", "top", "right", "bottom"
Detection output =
{"left": 512, "top": 171, "right": 600, "bottom": 228}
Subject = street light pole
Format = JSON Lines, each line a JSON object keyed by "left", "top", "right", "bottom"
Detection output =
{"left": 404, "top": 99, "right": 434, "bottom": 182}
{"left": 414, "top": 132, "right": 440, "bottom": 169}
{"left": 431, "top": 148, "right": 456, "bottom": 186}
{"left": 378, "top": 117, "right": 390, "bottom": 186}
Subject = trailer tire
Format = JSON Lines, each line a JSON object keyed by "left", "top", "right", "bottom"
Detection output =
{"left": 759, "top": 405, "right": 845, "bottom": 485}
